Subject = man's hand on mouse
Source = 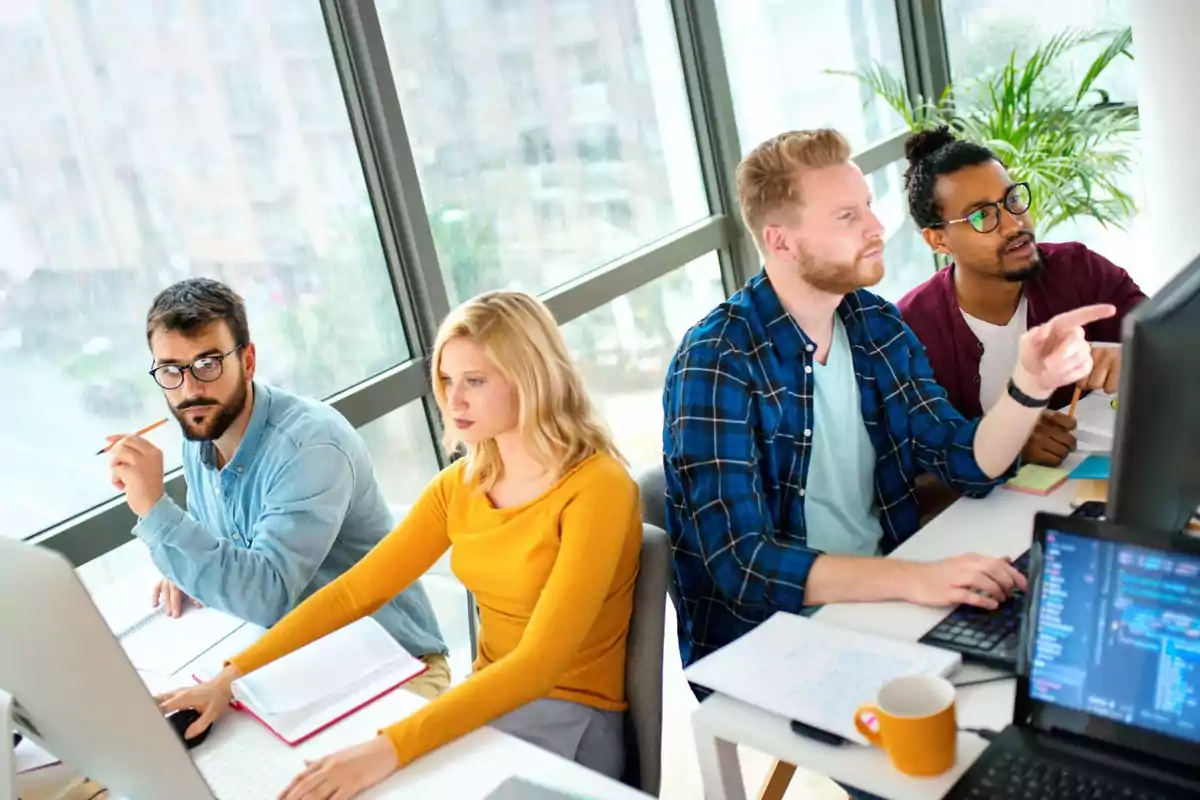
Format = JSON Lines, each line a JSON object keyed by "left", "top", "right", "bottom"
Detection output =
{"left": 156, "top": 664, "right": 240, "bottom": 739}
{"left": 152, "top": 578, "right": 202, "bottom": 619}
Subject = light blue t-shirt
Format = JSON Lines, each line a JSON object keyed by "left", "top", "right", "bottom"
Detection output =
{"left": 804, "top": 317, "right": 885, "bottom": 556}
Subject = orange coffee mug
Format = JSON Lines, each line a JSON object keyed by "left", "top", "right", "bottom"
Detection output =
{"left": 853, "top": 675, "right": 957, "bottom": 777}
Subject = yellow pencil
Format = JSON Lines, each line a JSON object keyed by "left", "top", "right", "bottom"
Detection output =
{"left": 96, "top": 418, "right": 169, "bottom": 455}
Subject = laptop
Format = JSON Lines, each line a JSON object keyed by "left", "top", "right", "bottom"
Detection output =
{"left": 945, "top": 512, "right": 1200, "bottom": 799}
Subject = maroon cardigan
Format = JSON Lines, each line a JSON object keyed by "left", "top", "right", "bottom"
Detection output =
{"left": 897, "top": 242, "right": 1147, "bottom": 418}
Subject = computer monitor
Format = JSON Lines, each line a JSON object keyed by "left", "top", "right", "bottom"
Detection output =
{"left": 0, "top": 536, "right": 214, "bottom": 800}
{"left": 1018, "top": 512, "right": 1200, "bottom": 770}
{"left": 1108, "top": 253, "right": 1200, "bottom": 533}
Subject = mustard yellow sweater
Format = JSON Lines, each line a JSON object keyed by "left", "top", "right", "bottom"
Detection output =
{"left": 229, "top": 451, "right": 641, "bottom": 767}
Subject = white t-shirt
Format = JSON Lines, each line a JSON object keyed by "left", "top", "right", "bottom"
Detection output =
{"left": 961, "top": 296, "right": 1029, "bottom": 411}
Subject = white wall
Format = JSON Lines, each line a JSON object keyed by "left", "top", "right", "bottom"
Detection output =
{"left": 1129, "top": 1, "right": 1200, "bottom": 292}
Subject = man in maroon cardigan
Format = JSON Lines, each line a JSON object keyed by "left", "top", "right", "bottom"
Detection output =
{"left": 897, "top": 127, "right": 1145, "bottom": 467}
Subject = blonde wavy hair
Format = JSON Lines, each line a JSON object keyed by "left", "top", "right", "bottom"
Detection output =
{"left": 431, "top": 291, "right": 625, "bottom": 491}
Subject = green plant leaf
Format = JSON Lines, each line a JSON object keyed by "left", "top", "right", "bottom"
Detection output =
{"left": 828, "top": 27, "right": 1138, "bottom": 237}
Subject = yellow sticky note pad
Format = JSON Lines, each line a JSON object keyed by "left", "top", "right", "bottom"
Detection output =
{"left": 1004, "top": 464, "right": 1070, "bottom": 496}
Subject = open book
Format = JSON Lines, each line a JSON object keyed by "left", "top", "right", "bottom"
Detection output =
{"left": 204, "top": 617, "right": 428, "bottom": 746}
{"left": 685, "top": 612, "right": 962, "bottom": 745}
{"left": 90, "top": 568, "right": 244, "bottom": 675}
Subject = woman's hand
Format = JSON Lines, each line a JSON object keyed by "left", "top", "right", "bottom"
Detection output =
{"left": 279, "top": 735, "right": 399, "bottom": 800}
{"left": 155, "top": 665, "right": 239, "bottom": 739}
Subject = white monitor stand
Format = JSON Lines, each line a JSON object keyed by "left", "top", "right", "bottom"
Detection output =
{"left": 2, "top": 688, "right": 14, "bottom": 800}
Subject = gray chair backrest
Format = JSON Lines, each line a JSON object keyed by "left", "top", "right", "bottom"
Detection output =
{"left": 635, "top": 466, "right": 677, "bottom": 612}
{"left": 636, "top": 465, "right": 668, "bottom": 532}
{"left": 622, "top": 523, "right": 670, "bottom": 795}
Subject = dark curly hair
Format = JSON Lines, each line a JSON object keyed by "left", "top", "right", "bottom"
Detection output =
{"left": 903, "top": 126, "right": 1001, "bottom": 229}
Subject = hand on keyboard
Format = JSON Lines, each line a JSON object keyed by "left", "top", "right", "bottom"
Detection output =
{"left": 902, "top": 553, "right": 1028, "bottom": 610}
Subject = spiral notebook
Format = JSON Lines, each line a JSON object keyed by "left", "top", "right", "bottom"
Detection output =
{"left": 90, "top": 569, "right": 244, "bottom": 675}
{"left": 197, "top": 617, "right": 429, "bottom": 746}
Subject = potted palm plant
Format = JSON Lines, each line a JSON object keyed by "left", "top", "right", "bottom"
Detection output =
{"left": 834, "top": 27, "right": 1138, "bottom": 237}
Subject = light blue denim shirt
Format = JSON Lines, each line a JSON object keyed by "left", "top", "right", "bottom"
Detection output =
{"left": 134, "top": 382, "right": 447, "bottom": 658}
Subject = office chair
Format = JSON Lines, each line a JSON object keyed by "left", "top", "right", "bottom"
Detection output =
{"left": 621, "top": 523, "right": 670, "bottom": 795}
{"left": 634, "top": 466, "right": 794, "bottom": 800}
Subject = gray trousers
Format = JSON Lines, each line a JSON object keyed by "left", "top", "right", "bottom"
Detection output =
{"left": 490, "top": 697, "right": 625, "bottom": 780}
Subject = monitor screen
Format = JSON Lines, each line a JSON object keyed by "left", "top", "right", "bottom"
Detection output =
{"left": 1028, "top": 528, "right": 1200, "bottom": 745}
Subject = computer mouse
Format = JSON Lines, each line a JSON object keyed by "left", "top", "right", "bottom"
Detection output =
{"left": 167, "top": 708, "right": 210, "bottom": 750}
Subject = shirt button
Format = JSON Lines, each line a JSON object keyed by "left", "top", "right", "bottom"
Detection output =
{"left": 977, "top": 341, "right": 985, "bottom": 351}
{"left": 973, "top": 375, "right": 982, "bottom": 384}
{"left": 806, "top": 344, "right": 814, "bottom": 353}
{"left": 804, "top": 429, "right": 812, "bottom": 438}
{"left": 236, "top": 466, "right": 244, "bottom": 474}
{"left": 804, "top": 365, "right": 813, "bottom": 374}
{"left": 799, "top": 488, "right": 806, "bottom": 497}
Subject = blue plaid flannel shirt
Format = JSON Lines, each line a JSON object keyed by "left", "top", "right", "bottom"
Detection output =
{"left": 662, "top": 270, "right": 1016, "bottom": 667}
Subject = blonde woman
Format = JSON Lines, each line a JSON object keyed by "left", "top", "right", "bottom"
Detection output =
{"left": 159, "top": 291, "right": 642, "bottom": 799}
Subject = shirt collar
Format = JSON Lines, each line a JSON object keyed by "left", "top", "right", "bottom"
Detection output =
{"left": 200, "top": 381, "right": 271, "bottom": 472}
{"left": 748, "top": 268, "right": 868, "bottom": 359}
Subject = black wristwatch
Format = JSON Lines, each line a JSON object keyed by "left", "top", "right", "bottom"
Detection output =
{"left": 1006, "top": 377, "right": 1051, "bottom": 408}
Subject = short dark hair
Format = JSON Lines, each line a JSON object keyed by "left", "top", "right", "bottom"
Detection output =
{"left": 903, "top": 126, "right": 1000, "bottom": 229}
{"left": 146, "top": 278, "right": 250, "bottom": 346}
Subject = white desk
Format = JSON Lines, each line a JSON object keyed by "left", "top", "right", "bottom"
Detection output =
{"left": 56, "top": 564, "right": 648, "bottom": 800}
{"left": 172, "top": 627, "right": 649, "bottom": 799}
{"left": 691, "top": 458, "right": 1084, "bottom": 800}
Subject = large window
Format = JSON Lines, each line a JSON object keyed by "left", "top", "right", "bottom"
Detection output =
{"left": 868, "top": 161, "right": 937, "bottom": 303}
{"left": 564, "top": 255, "right": 726, "bottom": 473}
{"left": 942, "top": 0, "right": 1135, "bottom": 104}
{"left": 2, "top": 3, "right": 407, "bottom": 539}
{"left": 374, "top": 0, "right": 708, "bottom": 302}
{"left": 715, "top": 0, "right": 907, "bottom": 150}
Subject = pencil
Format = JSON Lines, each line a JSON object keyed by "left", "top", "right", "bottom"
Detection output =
{"left": 96, "top": 418, "right": 169, "bottom": 455}
{"left": 1067, "top": 386, "right": 1082, "bottom": 418}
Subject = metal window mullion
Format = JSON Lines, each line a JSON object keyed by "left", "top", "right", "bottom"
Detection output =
{"left": 896, "top": 0, "right": 952, "bottom": 109}
{"left": 322, "top": 0, "right": 478, "bottom": 657}
{"left": 321, "top": 0, "right": 451, "bottom": 465}
{"left": 670, "top": 0, "right": 755, "bottom": 294}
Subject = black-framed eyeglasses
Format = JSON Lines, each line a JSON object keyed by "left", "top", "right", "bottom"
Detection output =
{"left": 930, "top": 182, "right": 1032, "bottom": 234}
{"left": 149, "top": 344, "right": 245, "bottom": 390}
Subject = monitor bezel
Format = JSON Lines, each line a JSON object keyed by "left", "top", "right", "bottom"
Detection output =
{"left": 1019, "top": 512, "right": 1200, "bottom": 768}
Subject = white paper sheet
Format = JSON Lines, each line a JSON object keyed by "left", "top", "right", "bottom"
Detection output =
{"left": 684, "top": 612, "right": 962, "bottom": 745}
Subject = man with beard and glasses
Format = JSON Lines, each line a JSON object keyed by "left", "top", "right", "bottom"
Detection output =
{"left": 106, "top": 278, "right": 450, "bottom": 696}
{"left": 661, "top": 130, "right": 1110, "bottom": 793}
{"left": 897, "top": 127, "right": 1146, "bottom": 466}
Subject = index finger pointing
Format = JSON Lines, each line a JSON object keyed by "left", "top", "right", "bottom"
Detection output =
{"left": 1049, "top": 303, "right": 1116, "bottom": 332}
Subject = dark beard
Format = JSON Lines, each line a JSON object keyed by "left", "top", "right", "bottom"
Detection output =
{"left": 999, "top": 232, "right": 1043, "bottom": 283}
{"left": 1002, "top": 260, "right": 1045, "bottom": 283}
{"left": 173, "top": 380, "right": 249, "bottom": 441}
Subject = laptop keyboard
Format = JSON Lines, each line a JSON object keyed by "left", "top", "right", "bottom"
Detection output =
{"left": 921, "top": 552, "right": 1029, "bottom": 668}
{"left": 951, "top": 749, "right": 1181, "bottom": 800}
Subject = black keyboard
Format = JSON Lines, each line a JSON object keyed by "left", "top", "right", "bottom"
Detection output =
{"left": 919, "top": 551, "right": 1029, "bottom": 670}
{"left": 947, "top": 747, "right": 1181, "bottom": 800}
